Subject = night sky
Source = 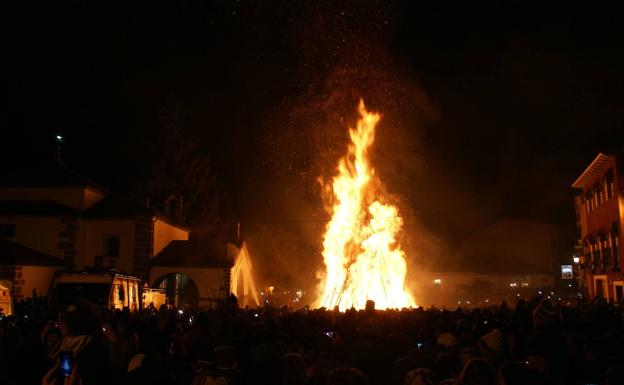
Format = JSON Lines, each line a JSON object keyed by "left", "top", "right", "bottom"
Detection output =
{"left": 4, "top": 1, "right": 624, "bottom": 285}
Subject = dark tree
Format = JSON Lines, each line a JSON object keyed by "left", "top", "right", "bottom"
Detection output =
{"left": 144, "top": 102, "right": 236, "bottom": 239}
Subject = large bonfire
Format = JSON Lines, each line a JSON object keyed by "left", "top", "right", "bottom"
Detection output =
{"left": 316, "top": 100, "right": 416, "bottom": 311}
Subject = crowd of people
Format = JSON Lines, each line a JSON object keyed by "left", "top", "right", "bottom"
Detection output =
{"left": 0, "top": 294, "right": 623, "bottom": 385}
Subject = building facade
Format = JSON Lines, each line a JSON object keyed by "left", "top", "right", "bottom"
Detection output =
{"left": 149, "top": 240, "right": 235, "bottom": 309}
{"left": 0, "top": 162, "right": 189, "bottom": 300}
{"left": 572, "top": 152, "right": 624, "bottom": 301}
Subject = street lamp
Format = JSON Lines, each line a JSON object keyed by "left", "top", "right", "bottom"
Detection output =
{"left": 572, "top": 254, "right": 583, "bottom": 297}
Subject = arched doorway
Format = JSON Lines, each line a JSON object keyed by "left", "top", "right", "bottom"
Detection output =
{"left": 153, "top": 273, "right": 199, "bottom": 310}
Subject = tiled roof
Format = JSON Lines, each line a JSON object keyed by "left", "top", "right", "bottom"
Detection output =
{"left": 151, "top": 240, "right": 234, "bottom": 268}
{"left": 572, "top": 153, "right": 614, "bottom": 189}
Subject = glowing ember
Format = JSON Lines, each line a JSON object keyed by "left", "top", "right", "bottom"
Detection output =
{"left": 316, "top": 99, "right": 416, "bottom": 311}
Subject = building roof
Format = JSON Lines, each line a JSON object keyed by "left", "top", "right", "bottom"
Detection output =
{"left": 0, "top": 161, "right": 188, "bottom": 229}
{"left": 84, "top": 194, "right": 154, "bottom": 218}
{"left": 572, "top": 153, "right": 614, "bottom": 189}
{"left": 83, "top": 195, "right": 189, "bottom": 231}
{"left": 0, "top": 197, "right": 187, "bottom": 232}
{"left": 151, "top": 240, "right": 234, "bottom": 268}
{"left": 0, "top": 238, "right": 67, "bottom": 266}
{"left": 1, "top": 160, "right": 107, "bottom": 194}
{"left": 0, "top": 200, "right": 79, "bottom": 217}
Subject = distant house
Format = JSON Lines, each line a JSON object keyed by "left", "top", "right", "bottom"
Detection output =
{"left": 572, "top": 152, "right": 624, "bottom": 301}
{"left": 0, "top": 161, "right": 189, "bottom": 300}
{"left": 407, "top": 219, "right": 561, "bottom": 307}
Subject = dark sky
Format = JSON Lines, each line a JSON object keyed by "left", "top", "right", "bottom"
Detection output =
{"left": 4, "top": 1, "right": 624, "bottom": 281}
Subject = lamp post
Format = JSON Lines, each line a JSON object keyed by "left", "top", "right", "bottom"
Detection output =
{"left": 573, "top": 254, "right": 583, "bottom": 297}
{"left": 55, "top": 134, "right": 64, "bottom": 161}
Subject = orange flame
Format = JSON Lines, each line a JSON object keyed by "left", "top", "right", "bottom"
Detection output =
{"left": 316, "top": 99, "right": 416, "bottom": 311}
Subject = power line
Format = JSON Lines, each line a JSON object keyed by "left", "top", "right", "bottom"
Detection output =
{"left": 283, "top": 214, "right": 415, "bottom": 224}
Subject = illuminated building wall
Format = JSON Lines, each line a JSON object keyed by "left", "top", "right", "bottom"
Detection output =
{"left": 572, "top": 152, "right": 624, "bottom": 301}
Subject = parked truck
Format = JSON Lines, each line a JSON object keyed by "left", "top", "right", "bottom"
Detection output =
{"left": 47, "top": 270, "right": 166, "bottom": 313}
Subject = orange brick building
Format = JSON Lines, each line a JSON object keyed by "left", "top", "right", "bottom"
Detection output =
{"left": 572, "top": 152, "right": 624, "bottom": 301}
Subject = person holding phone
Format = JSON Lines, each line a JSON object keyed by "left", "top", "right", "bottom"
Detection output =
{"left": 42, "top": 320, "right": 66, "bottom": 364}
{"left": 42, "top": 300, "right": 114, "bottom": 385}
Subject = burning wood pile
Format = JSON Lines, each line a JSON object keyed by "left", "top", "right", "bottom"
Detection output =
{"left": 316, "top": 100, "right": 416, "bottom": 310}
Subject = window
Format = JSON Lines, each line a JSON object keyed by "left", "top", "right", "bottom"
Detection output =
{"left": 105, "top": 236, "right": 120, "bottom": 257}
{"left": 595, "top": 184, "right": 603, "bottom": 206}
{"left": 596, "top": 278, "right": 605, "bottom": 298}
{"left": 614, "top": 235, "right": 620, "bottom": 270}
{"left": 603, "top": 244, "right": 611, "bottom": 266}
{"left": 584, "top": 244, "right": 591, "bottom": 267}
{"left": 0, "top": 224, "right": 15, "bottom": 237}
{"left": 606, "top": 170, "right": 614, "bottom": 199}
{"left": 590, "top": 242, "right": 601, "bottom": 266}
{"left": 594, "top": 249, "right": 602, "bottom": 265}
{"left": 587, "top": 191, "right": 594, "bottom": 211}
